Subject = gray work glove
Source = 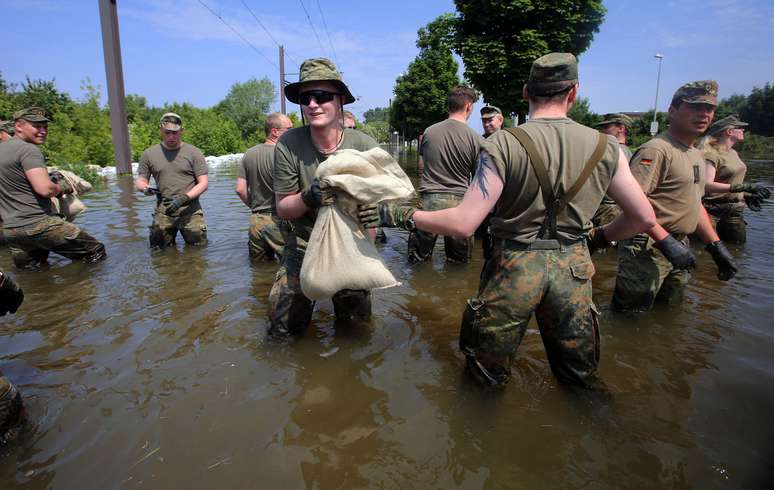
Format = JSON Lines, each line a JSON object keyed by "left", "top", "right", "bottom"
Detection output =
{"left": 49, "top": 171, "right": 74, "bottom": 196}
{"left": 0, "top": 271, "right": 24, "bottom": 316}
{"left": 165, "top": 194, "right": 191, "bottom": 215}
{"left": 300, "top": 178, "right": 335, "bottom": 209}
{"left": 654, "top": 235, "right": 696, "bottom": 271}
{"left": 730, "top": 183, "right": 771, "bottom": 200}
{"left": 743, "top": 193, "right": 765, "bottom": 212}
{"left": 357, "top": 203, "right": 417, "bottom": 231}
{"left": 706, "top": 240, "right": 737, "bottom": 281}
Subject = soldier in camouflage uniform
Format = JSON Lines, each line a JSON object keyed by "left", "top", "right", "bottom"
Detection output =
{"left": 236, "top": 112, "right": 292, "bottom": 260}
{"left": 359, "top": 53, "right": 656, "bottom": 388}
{"left": 592, "top": 113, "right": 635, "bottom": 227}
{"left": 1, "top": 268, "right": 26, "bottom": 446}
{"left": 135, "top": 113, "right": 209, "bottom": 249}
{"left": 701, "top": 115, "right": 770, "bottom": 244}
{"left": 612, "top": 81, "right": 738, "bottom": 311}
{"left": 0, "top": 108, "right": 106, "bottom": 268}
{"left": 270, "top": 58, "right": 379, "bottom": 336}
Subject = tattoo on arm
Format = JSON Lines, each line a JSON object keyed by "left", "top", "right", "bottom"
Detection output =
{"left": 474, "top": 151, "right": 495, "bottom": 199}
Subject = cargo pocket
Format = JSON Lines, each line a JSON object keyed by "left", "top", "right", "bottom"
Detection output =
{"left": 570, "top": 260, "right": 595, "bottom": 282}
{"left": 459, "top": 298, "right": 485, "bottom": 355}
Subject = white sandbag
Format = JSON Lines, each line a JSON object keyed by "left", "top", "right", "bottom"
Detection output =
{"left": 300, "top": 147, "right": 415, "bottom": 300}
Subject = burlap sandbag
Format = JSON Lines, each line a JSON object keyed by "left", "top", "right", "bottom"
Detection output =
{"left": 48, "top": 169, "right": 92, "bottom": 221}
{"left": 300, "top": 147, "right": 415, "bottom": 300}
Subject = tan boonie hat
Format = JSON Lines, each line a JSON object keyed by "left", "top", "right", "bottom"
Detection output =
{"left": 708, "top": 114, "right": 748, "bottom": 135}
{"left": 671, "top": 80, "right": 718, "bottom": 107}
{"left": 0, "top": 120, "right": 15, "bottom": 135}
{"left": 160, "top": 112, "right": 182, "bottom": 131}
{"left": 480, "top": 105, "right": 502, "bottom": 119}
{"left": 595, "top": 113, "right": 634, "bottom": 128}
{"left": 284, "top": 58, "right": 355, "bottom": 105}
{"left": 13, "top": 107, "right": 50, "bottom": 123}
{"left": 527, "top": 52, "right": 578, "bottom": 96}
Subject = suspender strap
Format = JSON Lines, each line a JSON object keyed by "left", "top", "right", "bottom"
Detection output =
{"left": 505, "top": 127, "right": 608, "bottom": 239}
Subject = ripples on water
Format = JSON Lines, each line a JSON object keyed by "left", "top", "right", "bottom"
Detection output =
{"left": 1, "top": 158, "right": 773, "bottom": 489}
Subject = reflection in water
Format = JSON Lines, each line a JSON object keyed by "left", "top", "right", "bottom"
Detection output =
{"left": 0, "top": 157, "right": 773, "bottom": 488}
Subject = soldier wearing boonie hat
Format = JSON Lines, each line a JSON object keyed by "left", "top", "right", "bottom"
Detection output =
{"left": 591, "top": 113, "right": 635, "bottom": 227}
{"left": 268, "top": 57, "right": 379, "bottom": 337}
{"left": 0, "top": 107, "right": 106, "bottom": 268}
{"left": 480, "top": 105, "right": 503, "bottom": 138}
{"left": 135, "top": 112, "right": 209, "bottom": 249}
{"left": 612, "top": 80, "right": 738, "bottom": 312}
{"left": 356, "top": 52, "right": 655, "bottom": 389}
{"left": 701, "top": 114, "right": 770, "bottom": 244}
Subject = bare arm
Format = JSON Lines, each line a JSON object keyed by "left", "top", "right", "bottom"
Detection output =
{"left": 235, "top": 177, "right": 250, "bottom": 207}
{"left": 694, "top": 206, "right": 720, "bottom": 244}
{"left": 276, "top": 192, "right": 309, "bottom": 219}
{"left": 25, "top": 167, "right": 62, "bottom": 198}
{"left": 602, "top": 149, "right": 657, "bottom": 241}
{"left": 187, "top": 174, "right": 208, "bottom": 199}
{"left": 704, "top": 162, "right": 731, "bottom": 194}
{"left": 413, "top": 150, "right": 502, "bottom": 238}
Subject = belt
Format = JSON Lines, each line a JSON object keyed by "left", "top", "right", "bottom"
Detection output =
{"left": 494, "top": 237, "right": 585, "bottom": 251}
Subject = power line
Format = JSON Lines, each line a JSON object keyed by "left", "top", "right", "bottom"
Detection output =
{"left": 298, "top": 0, "right": 327, "bottom": 58}
{"left": 196, "top": 0, "right": 277, "bottom": 69}
{"left": 238, "top": 0, "right": 300, "bottom": 67}
{"left": 315, "top": 0, "right": 339, "bottom": 66}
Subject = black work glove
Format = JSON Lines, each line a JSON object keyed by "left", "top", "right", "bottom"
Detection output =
{"left": 730, "top": 183, "right": 771, "bottom": 200}
{"left": 165, "top": 194, "right": 191, "bottom": 215}
{"left": 300, "top": 178, "right": 334, "bottom": 209}
{"left": 585, "top": 226, "right": 610, "bottom": 255}
{"left": 49, "top": 171, "right": 74, "bottom": 196}
{"left": 744, "top": 192, "right": 764, "bottom": 212}
{"left": 0, "top": 271, "right": 24, "bottom": 316}
{"left": 654, "top": 235, "right": 696, "bottom": 271}
{"left": 706, "top": 240, "right": 737, "bottom": 281}
{"left": 357, "top": 203, "right": 417, "bottom": 231}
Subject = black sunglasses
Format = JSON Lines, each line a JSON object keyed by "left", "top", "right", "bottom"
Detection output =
{"left": 299, "top": 90, "right": 337, "bottom": 106}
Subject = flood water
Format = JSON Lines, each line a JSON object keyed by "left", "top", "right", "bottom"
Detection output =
{"left": 1, "top": 152, "right": 773, "bottom": 489}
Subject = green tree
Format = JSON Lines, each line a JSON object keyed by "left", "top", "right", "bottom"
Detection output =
{"left": 216, "top": 77, "right": 276, "bottom": 140}
{"left": 740, "top": 83, "right": 774, "bottom": 136}
{"left": 627, "top": 110, "right": 669, "bottom": 149}
{"left": 14, "top": 77, "right": 75, "bottom": 119}
{"left": 390, "top": 14, "right": 461, "bottom": 139}
{"left": 715, "top": 93, "right": 747, "bottom": 120}
{"left": 454, "top": 0, "right": 606, "bottom": 120}
{"left": 363, "top": 107, "right": 390, "bottom": 124}
{"left": 567, "top": 97, "right": 599, "bottom": 127}
{"left": 360, "top": 121, "right": 390, "bottom": 143}
{"left": 185, "top": 108, "right": 243, "bottom": 156}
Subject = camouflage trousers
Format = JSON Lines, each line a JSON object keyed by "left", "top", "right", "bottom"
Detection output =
{"left": 267, "top": 230, "right": 371, "bottom": 336}
{"left": 705, "top": 201, "right": 746, "bottom": 245}
{"left": 459, "top": 240, "right": 601, "bottom": 388}
{"left": 0, "top": 219, "right": 6, "bottom": 246}
{"left": 408, "top": 193, "right": 473, "bottom": 263}
{"left": 3, "top": 215, "right": 106, "bottom": 269}
{"left": 591, "top": 199, "right": 621, "bottom": 227}
{"left": 0, "top": 373, "right": 24, "bottom": 446}
{"left": 248, "top": 212, "right": 285, "bottom": 261}
{"left": 149, "top": 206, "right": 207, "bottom": 248}
{"left": 611, "top": 233, "right": 691, "bottom": 311}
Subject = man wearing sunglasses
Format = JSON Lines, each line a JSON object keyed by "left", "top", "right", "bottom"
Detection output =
{"left": 236, "top": 112, "right": 293, "bottom": 261}
{"left": 135, "top": 113, "right": 209, "bottom": 249}
{"left": 269, "top": 58, "right": 379, "bottom": 337}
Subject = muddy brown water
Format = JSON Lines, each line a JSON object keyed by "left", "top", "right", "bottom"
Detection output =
{"left": 1, "top": 153, "right": 773, "bottom": 489}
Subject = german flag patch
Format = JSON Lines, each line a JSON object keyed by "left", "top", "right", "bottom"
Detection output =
{"left": 640, "top": 158, "right": 653, "bottom": 165}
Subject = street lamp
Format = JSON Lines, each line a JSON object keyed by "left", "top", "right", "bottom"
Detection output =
{"left": 650, "top": 53, "right": 664, "bottom": 136}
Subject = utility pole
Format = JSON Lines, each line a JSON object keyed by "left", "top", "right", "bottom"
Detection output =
{"left": 98, "top": 0, "right": 132, "bottom": 175}
{"left": 279, "top": 45, "right": 286, "bottom": 114}
{"left": 650, "top": 53, "right": 664, "bottom": 136}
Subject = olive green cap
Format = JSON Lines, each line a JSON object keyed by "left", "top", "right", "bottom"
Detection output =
{"left": 160, "top": 112, "right": 182, "bottom": 131}
{"left": 527, "top": 52, "right": 578, "bottom": 96}
{"left": 0, "top": 120, "right": 15, "bottom": 135}
{"left": 595, "top": 113, "right": 634, "bottom": 128}
{"left": 708, "top": 114, "right": 748, "bottom": 135}
{"left": 284, "top": 58, "right": 355, "bottom": 105}
{"left": 671, "top": 80, "right": 718, "bottom": 107}
{"left": 13, "top": 107, "right": 50, "bottom": 123}
{"left": 480, "top": 105, "right": 502, "bottom": 119}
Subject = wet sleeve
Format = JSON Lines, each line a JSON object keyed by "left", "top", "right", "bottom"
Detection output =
{"left": 272, "top": 141, "right": 298, "bottom": 194}
{"left": 19, "top": 144, "right": 46, "bottom": 171}
{"left": 629, "top": 146, "right": 665, "bottom": 195}
{"left": 192, "top": 149, "right": 208, "bottom": 177}
{"left": 137, "top": 151, "right": 151, "bottom": 179}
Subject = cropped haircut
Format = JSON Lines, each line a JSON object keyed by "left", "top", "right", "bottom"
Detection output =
{"left": 448, "top": 86, "right": 477, "bottom": 113}
{"left": 528, "top": 85, "right": 573, "bottom": 105}
{"left": 264, "top": 112, "right": 286, "bottom": 135}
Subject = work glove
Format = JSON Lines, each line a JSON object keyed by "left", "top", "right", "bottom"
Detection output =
{"left": 730, "top": 183, "right": 771, "bottom": 200}
{"left": 357, "top": 203, "right": 417, "bottom": 231}
{"left": 140, "top": 187, "right": 158, "bottom": 196}
{"left": 0, "top": 271, "right": 24, "bottom": 316}
{"left": 744, "top": 192, "right": 764, "bottom": 212}
{"left": 300, "top": 178, "right": 335, "bottom": 209}
{"left": 165, "top": 194, "right": 191, "bottom": 215}
{"left": 653, "top": 235, "right": 696, "bottom": 271}
{"left": 49, "top": 171, "right": 74, "bottom": 196}
{"left": 706, "top": 240, "right": 737, "bottom": 281}
{"left": 585, "top": 226, "right": 610, "bottom": 255}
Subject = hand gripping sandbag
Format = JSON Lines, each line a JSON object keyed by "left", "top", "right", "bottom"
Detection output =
{"left": 300, "top": 147, "right": 415, "bottom": 300}
{"left": 48, "top": 168, "right": 92, "bottom": 222}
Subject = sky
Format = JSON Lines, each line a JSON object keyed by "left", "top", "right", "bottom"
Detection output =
{"left": 2, "top": 0, "right": 774, "bottom": 133}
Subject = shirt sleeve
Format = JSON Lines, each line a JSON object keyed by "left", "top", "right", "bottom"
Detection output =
{"left": 481, "top": 137, "right": 509, "bottom": 184}
{"left": 192, "top": 148, "right": 208, "bottom": 177}
{"left": 137, "top": 151, "right": 151, "bottom": 179}
{"left": 19, "top": 144, "right": 47, "bottom": 171}
{"left": 703, "top": 148, "right": 720, "bottom": 169}
{"left": 629, "top": 146, "right": 666, "bottom": 195}
{"left": 272, "top": 140, "right": 299, "bottom": 194}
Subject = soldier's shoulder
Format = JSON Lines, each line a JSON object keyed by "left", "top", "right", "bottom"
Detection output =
{"left": 182, "top": 142, "right": 205, "bottom": 157}
{"left": 344, "top": 128, "right": 378, "bottom": 149}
